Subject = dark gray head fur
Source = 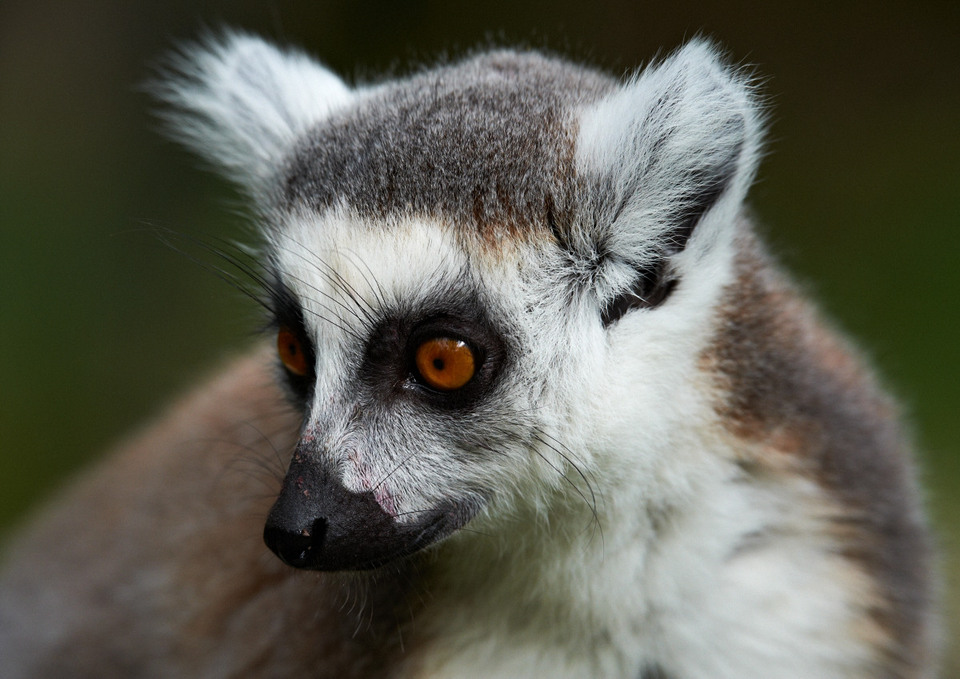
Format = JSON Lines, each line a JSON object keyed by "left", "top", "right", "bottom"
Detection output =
{"left": 283, "top": 51, "right": 614, "bottom": 235}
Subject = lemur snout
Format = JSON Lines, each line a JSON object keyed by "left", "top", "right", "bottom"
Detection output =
{"left": 263, "top": 451, "right": 399, "bottom": 571}
{"left": 264, "top": 449, "right": 473, "bottom": 571}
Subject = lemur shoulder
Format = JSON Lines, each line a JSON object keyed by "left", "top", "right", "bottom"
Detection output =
{"left": 0, "top": 33, "right": 937, "bottom": 678}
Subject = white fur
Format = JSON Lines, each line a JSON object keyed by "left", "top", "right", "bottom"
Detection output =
{"left": 575, "top": 41, "right": 762, "bottom": 306}
{"left": 154, "top": 32, "right": 353, "bottom": 199}
{"left": 270, "top": 200, "right": 881, "bottom": 677}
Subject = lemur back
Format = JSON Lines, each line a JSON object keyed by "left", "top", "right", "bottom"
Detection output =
{"left": 0, "top": 34, "right": 936, "bottom": 678}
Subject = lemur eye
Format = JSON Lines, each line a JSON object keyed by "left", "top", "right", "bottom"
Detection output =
{"left": 414, "top": 338, "right": 476, "bottom": 391}
{"left": 277, "top": 328, "right": 309, "bottom": 377}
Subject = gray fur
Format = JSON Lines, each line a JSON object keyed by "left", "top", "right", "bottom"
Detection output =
{"left": 284, "top": 50, "right": 613, "bottom": 234}
{"left": 709, "top": 239, "right": 935, "bottom": 672}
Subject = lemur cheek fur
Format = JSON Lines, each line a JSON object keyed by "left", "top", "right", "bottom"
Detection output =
{"left": 0, "top": 32, "right": 937, "bottom": 679}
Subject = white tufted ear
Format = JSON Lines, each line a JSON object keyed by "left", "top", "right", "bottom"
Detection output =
{"left": 153, "top": 32, "right": 353, "bottom": 199}
{"left": 569, "top": 40, "right": 763, "bottom": 324}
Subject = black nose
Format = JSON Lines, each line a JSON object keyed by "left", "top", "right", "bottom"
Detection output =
{"left": 263, "top": 448, "right": 472, "bottom": 571}
{"left": 263, "top": 449, "right": 413, "bottom": 571}
{"left": 262, "top": 516, "right": 328, "bottom": 569}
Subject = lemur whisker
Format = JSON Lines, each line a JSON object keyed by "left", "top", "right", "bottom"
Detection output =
{"left": 372, "top": 451, "right": 423, "bottom": 492}
{"left": 534, "top": 429, "right": 604, "bottom": 507}
{"left": 531, "top": 434, "right": 604, "bottom": 542}
{"left": 279, "top": 273, "right": 368, "bottom": 341}
{"left": 338, "top": 247, "right": 390, "bottom": 311}
{"left": 275, "top": 236, "right": 380, "bottom": 325}
{"left": 471, "top": 421, "right": 600, "bottom": 524}
{"left": 149, "top": 225, "right": 273, "bottom": 312}
{"left": 276, "top": 258, "right": 371, "bottom": 330}
{"left": 468, "top": 433, "right": 600, "bottom": 539}
{"left": 295, "top": 299, "right": 361, "bottom": 336}
{"left": 308, "top": 253, "right": 381, "bottom": 324}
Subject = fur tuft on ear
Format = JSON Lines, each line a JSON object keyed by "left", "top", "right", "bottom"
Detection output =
{"left": 567, "top": 40, "right": 763, "bottom": 325}
{"left": 152, "top": 31, "right": 353, "bottom": 200}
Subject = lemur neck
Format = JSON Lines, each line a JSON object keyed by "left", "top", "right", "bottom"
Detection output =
{"left": 397, "top": 492, "right": 657, "bottom": 676}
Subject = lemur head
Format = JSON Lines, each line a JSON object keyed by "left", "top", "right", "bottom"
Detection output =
{"left": 159, "top": 33, "right": 762, "bottom": 571}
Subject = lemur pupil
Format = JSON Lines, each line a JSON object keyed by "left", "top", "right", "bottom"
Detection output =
{"left": 433, "top": 358, "right": 445, "bottom": 371}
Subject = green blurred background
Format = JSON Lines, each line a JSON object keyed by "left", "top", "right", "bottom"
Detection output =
{"left": 1, "top": 0, "right": 957, "bottom": 671}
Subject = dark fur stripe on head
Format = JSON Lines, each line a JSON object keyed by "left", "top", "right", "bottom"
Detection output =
{"left": 283, "top": 51, "right": 614, "bottom": 237}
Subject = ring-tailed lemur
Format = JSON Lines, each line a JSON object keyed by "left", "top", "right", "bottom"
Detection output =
{"left": 0, "top": 33, "right": 937, "bottom": 678}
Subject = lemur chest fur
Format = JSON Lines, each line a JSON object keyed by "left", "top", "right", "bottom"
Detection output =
{"left": 388, "top": 442, "right": 888, "bottom": 679}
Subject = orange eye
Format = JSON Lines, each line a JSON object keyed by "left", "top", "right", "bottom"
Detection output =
{"left": 415, "top": 337, "right": 476, "bottom": 391}
{"left": 277, "top": 328, "right": 309, "bottom": 377}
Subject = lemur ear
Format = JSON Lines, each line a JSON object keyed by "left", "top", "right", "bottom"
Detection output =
{"left": 153, "top": 32, "right": 353, "bottom": 200}
{"left": 566, "top": 40, "right": 762, "bottom": 326}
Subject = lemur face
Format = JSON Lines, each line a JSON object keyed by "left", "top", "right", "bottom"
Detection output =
{"left": 263, "top": 216, "right": 529, "bottom": 570}
{"left": 265, "top": 186, "right": 636, "bottom": 568}
{"left": 158, "top": 35, "right": 761, "bottom": 571}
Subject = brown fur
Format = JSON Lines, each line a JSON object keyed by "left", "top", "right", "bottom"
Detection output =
{"left": 0, "top": 347, "right": 422, "bottom": 678}
{"left": 704, "top": 231, "right": 936, "bottom": 676}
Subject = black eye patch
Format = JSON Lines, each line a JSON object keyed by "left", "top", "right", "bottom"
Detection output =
{"left": 601, "top": 270, "right": 678, "bottom": 326}
{"left": 359, "top": 295, "right": 508, "bottom": 412}
{"left": 266, "top": 276, "right": 316, "bottom": 405}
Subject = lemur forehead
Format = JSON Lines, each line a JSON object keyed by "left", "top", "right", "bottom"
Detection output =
{"left": 272, "top": 211, "right": 515, "bottom": 331}
{"left": 282, "top": 50, "right": 614, "bottom": 240}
